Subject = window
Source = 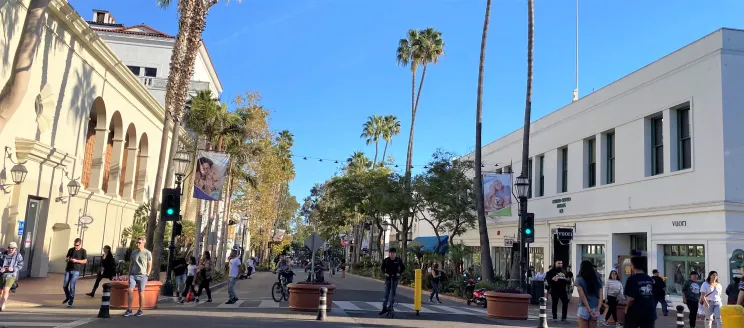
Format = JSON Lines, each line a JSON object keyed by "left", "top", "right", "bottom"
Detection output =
{"left": 606, "top": 132, "right": 615, "bottom": 184}
{"left": 651, "top": 116, "right": 664, "bottom": 175}
{"left": 144, "top": 67, "right": 157, "bottom": 77}
{"left": 127, "top": 66, "right": 140, "bottom": 76}
{"left": 677, "top": 107, "right": 691, "bottom": 170}
{"left": 630, "top": 234, "right": 647, "bottom": 253}
{"left": 527, "top": 158, "right": 533, "bottom": 199}
{"left": 560, "top": 147, "right": 568, "bottom": 193}
{"left": 538, "top": 155, "right": 545, "bottom": 197}
{"left": 496, "top": 168, "right": 503, "bottom": 174}
{"left": 581, "top": 245, "right": 606, "bottom": 280}
{"left": 492, "top": 247, "right": 512, "bottom": 278}
{"left": 504, "top": 165, "right": 511, "bottom": 173}
{"left": 586, "top": 138, "right": 596, "bottom": 188}
{"left": 663, "top": 244, "right": 705, "bottom": 295}
{"left": 528, "top": 247, "right": 544, "bottom": 273}
{"left": 96, "top": 12, "right": 105, "bottom": 23}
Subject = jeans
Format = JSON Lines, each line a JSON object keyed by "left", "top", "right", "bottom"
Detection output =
{"left": 382, "top": 279, "right": 398, "bottom": 309}
{"left": 175, "top": 274, "right": 187, "bottom": 294}
{"left": 63, "top": 270, "right": 80, "bottom": 303}
{"left": 687, "top": 302, "right": 699, "bottom": 328}
{"left": 624, "top": 315, "right": 656, "bottom": 328}
{"left": 605, "top": 296, "right": 618, "bottom": 322}
{"left": 551, "top": 291, "right": 569, "bottom": 320}
{"left": 703, "top": 302, "right": 722, "bottom": 328}
{"left": 655, "top": 298, "right": 669, "bottom": 314}
{"left": 228, "top": 277, "right": 239, "bottom": 300}
{"left": 430, "top": 281, "right": 440, "bottom": 302}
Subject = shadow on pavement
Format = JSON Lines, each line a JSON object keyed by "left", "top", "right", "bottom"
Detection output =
{"left": 345, "top": 311, "right": 538, "bottom": 328}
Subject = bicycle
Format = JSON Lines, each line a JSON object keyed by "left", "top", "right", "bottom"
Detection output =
{"left": 272, "top": 271, "right": 290, "bottom": 302}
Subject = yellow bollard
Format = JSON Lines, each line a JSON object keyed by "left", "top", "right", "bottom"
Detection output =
{"left": 721, "top": 305, "right": 744, "bottom": 328}
{"left": 414, "top": 269, "right": 422, "bottom": 316}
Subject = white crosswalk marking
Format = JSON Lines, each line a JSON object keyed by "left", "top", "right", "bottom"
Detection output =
{"left": 399, "top": 303, "right": 435, "bottom": 313}
{"left": 258, "top": 300, "right": 280, "bottom": 308}
{"left": 218, "top": 300, "right": 244, "bottom": 308}
{"left": 429, "top": 305, "right": 472, "bottom": 315}
{"left": 365, "top": 301, "right": 384, "bottom": 310}
{"left": 333, "top": 301, "right": 362, "bottom": 310}
{"left": 466, "top": 307, "right": 487, "bottom": 314}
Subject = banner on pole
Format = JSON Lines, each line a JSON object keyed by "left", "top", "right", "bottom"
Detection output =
{"left": 193, "top": 151, "right": 230, "bottom": 201}
{"left": 272, "top": 229, "right": 286, "bottom": 242}
{"left": 483, "top": 173, "right": 513, "bottom": 218}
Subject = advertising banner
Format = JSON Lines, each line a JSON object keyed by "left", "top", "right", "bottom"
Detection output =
{"left": 272, "top": 229, "right": 286, "bottom": 242}
{"left": 339, "top": 234, "right": 350, "bottom": 247}
{"left": 193, "top": 150, "right": 230, "bottom": 201}
{"left": 483, "top": 173, "right": 513, "bottom": 217}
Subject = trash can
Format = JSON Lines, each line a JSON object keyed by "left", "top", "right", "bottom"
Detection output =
{"left": 721, "top": 305, "right": 744, "bottom": 328}
{"left": 530, "top": 280, "right": 545, "bottom": 305}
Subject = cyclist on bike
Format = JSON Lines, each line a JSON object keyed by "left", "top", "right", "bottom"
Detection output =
{"left": 379, "top": 248, "right": 405, "bottom": 316}
{"left": 274, "top": 252, "right": 294, "bottom": 284}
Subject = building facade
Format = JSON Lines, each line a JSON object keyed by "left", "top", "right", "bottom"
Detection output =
{"left": 425, "top": 28, "right": 744, "bottom": 303}
{"left": 0, "top": 0, "right": 203, "bottom": 277}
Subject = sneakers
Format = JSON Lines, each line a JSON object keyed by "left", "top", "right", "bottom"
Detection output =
{"left": 123, "top": 310, "right": 132, "bottom": 317}
{"left": 85, "top": 292, "right": 95, "bottom": 298}
{"left": 62, "top": 297, "right": 69, "bottom": 304}
{"left": 123, "top": 309, "right": 144, "bottom": 317}
{"left": 205, "top": 299, "right": 212, "bottom": 303}
{"left": 225, "top": 300, "right": 236, "bottom": 304}
{"left": 378, "top": 308, "right": 389, "bottom": 316}
{"left": 135, "top": 310, "right": 144, "bottom": 317}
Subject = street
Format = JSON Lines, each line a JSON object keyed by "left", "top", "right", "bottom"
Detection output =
{"left": 0, "top": 270, "right": 686, "bottom": 327}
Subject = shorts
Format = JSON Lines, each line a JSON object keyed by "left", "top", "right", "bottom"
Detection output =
{"left": 128, "top": 274, "right": 148, "bottom": 291}
{"left": 1, "top": 275, "right": 16, "bottom": 289}
{"left": 577, "top": 306, "right": 598, "bottom": 321}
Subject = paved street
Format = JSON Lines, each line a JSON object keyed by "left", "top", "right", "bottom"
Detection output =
{"left": 0, "top": 270, "right": 695, "bottom": 327}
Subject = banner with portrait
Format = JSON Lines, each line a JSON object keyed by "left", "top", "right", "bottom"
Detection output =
{"left": 483, "top": 173, "right": 513, "bottom": 217}
{"left": 193, "top": 150, "right": 230, "bottom": 201}
{"left": 273, "top": 229, "right": 286, "bottom": 242}
{"left": 339, "top": 234, "right": 350, "bottom": 247}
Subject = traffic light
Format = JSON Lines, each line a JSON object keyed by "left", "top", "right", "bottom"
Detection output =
{"left": 522, "top": 212, "right": 535, "bottom": 243}
{"left": 161, "top": 188, "right": 180, "bottom": 221}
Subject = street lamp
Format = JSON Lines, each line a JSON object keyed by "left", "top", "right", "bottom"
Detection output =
{"left": 515, "top": 174, "right": 530, "bottom": 293}
{"left": 515, "top": 175, "right": 529, "bottom": 198}
{"left": 10, "top": 164, "right": 27, "bottom": 184}
{"left": 162, "top": 148, "right": 191, "bottom": 297}
{"left": 67, "top": 179, "right": 81, "bottom": 197}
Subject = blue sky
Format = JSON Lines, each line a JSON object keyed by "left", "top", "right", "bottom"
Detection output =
{"left": 70, "top": 0, "right": 744, "bottom": 202}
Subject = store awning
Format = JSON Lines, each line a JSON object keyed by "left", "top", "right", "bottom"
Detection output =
{"left": 409, "top": 236, "right": 449, "bottom": 254}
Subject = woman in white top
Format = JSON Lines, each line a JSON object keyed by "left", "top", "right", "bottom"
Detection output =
{"left": 178, "top": 256, "right": 198, "bottom": 303}
{"left": 602, "top": 269, "right": 624, "bottom": 326}
{"left": 699, "top": 270, "right": 723, "bottom": 328}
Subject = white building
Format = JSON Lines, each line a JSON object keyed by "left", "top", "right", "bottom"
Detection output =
{"left": 87, "top": 10, "right": 223, "bottom": 107}
{"left": 444, "top": 28, "right": 744, "bottom": 304}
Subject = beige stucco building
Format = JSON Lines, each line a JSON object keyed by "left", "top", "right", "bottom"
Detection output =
{"left": 0, "top": 0, "right": 201, "bottom": 277}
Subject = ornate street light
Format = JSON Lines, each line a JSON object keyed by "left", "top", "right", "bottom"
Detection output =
{"left": 67, "top": 179, "right": 81, "bottom": 197}
{"left": 173, "top": 148, "right": 191, "bottom": 178}
{"left": 515, "top": 175, "right": 529, "bottom": 199}
{"left": 10, "top": 163, "right": 27, "bottom": 184}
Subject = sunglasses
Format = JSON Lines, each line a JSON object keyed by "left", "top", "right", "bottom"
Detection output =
{"left": 74, "top": 244, "right": 81, "bottom": 247}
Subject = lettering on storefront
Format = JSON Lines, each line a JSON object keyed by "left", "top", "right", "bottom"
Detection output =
{"left": 504, "top": 238, "right": 515, "bottom": 247}
{"left": 553, "top": 197, "right": 571, "bottom": 213}
{"left": 672, "top": 220, "right": 687, "bottom": 227}
{"left": 554, "top": 228, "right": 574, "bottom": 243}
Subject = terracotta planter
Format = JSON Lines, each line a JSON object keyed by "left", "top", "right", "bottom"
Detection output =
{"left": 109, "top": 280, "right": 163, "bottom": 310}
{"left": 287, "top": 283, "right": 336, "bottom": 312}
{"left": 485, "top": 291, "right": 531, "bottom": 320}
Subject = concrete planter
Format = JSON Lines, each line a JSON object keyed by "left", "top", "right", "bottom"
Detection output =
{"left": 485, "top": 291, "right": 531, "bottom": 320}
{"left": 287, "top": 283, "right": 336, "bottom": 312}
{"left": 109, "top": 281, "right": 162, "bottom": 310}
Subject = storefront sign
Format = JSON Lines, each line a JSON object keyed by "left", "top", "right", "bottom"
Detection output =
{"left": 672, "top": 220, "right": 687, "bottom": 227}
{"left": 555, "top": 228, "right": 574, "bottom": 243}
{"left": 504, "top": 238, "right": 515, "bottom": 247}
{"left": 553, "top": 197, "right": 572, "bottom": 213}
{"left": 17, "top": 221, "right": 24, "bottom": 236}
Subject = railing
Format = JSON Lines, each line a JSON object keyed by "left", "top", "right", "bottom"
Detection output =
{"left": 80, "top": 255, "right": 103, "bottom": 277}
{"left": 138, "top": 76, "right": 211, "bottom": 92}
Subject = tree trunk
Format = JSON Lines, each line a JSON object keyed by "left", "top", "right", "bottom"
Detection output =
{"left": 381, "top": 141, "right": 389, "bottom": 165}
{"left": 474, "top": 0, "right": 496, "bottom": 282}
{"left": 372, "top": 141, "right": 379, "bottom": 169}
{"left": 0, "top": 0, "right": 51, "bottom": 132}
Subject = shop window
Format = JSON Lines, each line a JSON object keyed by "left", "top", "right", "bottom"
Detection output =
{"left": 581, "top": 244, "right": 606, "bottom": 280}
{"left": 529, "top": 247, "right": 545, "bottom": 273}
{"left": 663, "top": 244, "right": 705, "bottom": 296}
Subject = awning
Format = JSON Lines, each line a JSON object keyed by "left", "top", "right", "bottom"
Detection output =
{"left": 409, "top": 236, "right": 449, "bottom": 254}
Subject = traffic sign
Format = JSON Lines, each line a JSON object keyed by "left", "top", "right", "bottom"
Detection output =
{"left": 304, "top": 232, "right": 325, "bottom": 252}
{"left": 17, "top": 221, "right": 24, "bottom": 236}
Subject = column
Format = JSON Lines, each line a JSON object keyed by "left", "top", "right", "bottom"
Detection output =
{"left": 120, "top": 145, "right": 138, "bottom": 201}
{"left": 105, "top": 137, "right": 125, "bottom": 197}
{"left": 87, "top": 127, "right": 109, "bottom": 193}
{"left": 133, "top": 154, "right": 148, "bottom": 202}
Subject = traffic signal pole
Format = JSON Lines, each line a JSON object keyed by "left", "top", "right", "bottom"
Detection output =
{"left": 161, "top": 182, "right": 183, "bottom": 296}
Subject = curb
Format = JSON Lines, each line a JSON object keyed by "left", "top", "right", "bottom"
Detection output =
{"left": 157, "top": 280, "right": 229, "bottom": 304}
{"left": 346, "top": 273, "right": 467, "bottom": 304}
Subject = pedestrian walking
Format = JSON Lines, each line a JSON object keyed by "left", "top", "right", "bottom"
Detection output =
{"left": 737, "top": 266, "right": 744, "bottom": 305}
{"left": 178, "top": 256, "right": 197, "bottom": 303}
{"left": 226, "top": 250, "right": 241, "bottom": 304}
{"left": 623, "top": 256, "right": 656, "bottom": 328}
{"left": 651, "top": 269, "right": 669, "bottom": 316}
{"left": 0, "top": 242, "right": 23, "bottom": 312}
{"left": 546, "top": 260, "right": 570, "bottom": 323}
{"left": 195, "top": 251, "right": 213, "bottom": 303}
{"left": 601, "top": 269, "right": 623, "bottom": 326}
{"left": 63, "top": 238, "right": 87, "bottom": 307}
{"left": 724, "top": 276, "right": 739, "bottom": 305}
{"left": 86, "top": 245, "right": 116, "bottom": 297}
{"left": 246, "top": 257, "right": 255, "bottom": 279}
{"left": 429, "top": 263, "right": 442, "bottom": 304}
{"left": 576, "top": 260, "right": 603, "bottom": 328}
{"left": 682, "top": 271, "right": 703, "bottom": 328}
{"left": 699, "top": 271, "right": 723, "bottom": 328}
{"left": 123, "top": 237, "right": 152, "bottom": 317}
{"left": 172, "top": 254, "right": 187, "bottom": 297}
{"left": 339, "top": 259, "right": 346, "bottom": 278}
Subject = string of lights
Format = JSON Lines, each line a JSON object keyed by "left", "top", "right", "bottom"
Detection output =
{"left": 287, "top": 154, "right": 507, "bottom": 170}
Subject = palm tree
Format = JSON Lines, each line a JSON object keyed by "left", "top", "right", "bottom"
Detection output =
{"left": 474, "top": 0, "right": 496, "bottom": 283}
{"left": 0, "top": 0, "right": 52, "bottom": 132}
{"left": 360, "top": 115, "right": 384, "bottom": 168}
{"left": 345, "top": 151, "right": 372, "bottom": 175}
{"left": 380, "top": 115, "right": 401, "bottom": 164}
{"left": 396, "top": 27, "right": 445, "bottom": 261}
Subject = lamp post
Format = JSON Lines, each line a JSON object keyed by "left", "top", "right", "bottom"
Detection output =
{"left": 162, "top": 148, "right": 191, "bottom": 297}
{"left": 515, "top": 175, "right": 530, "bottom": 293}
{"left": 241, "top": 215, "right": 249, "bottom": 261}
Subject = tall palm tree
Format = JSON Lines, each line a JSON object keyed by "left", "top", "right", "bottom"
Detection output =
{"left": 0, "top": 0, "right": 51, "bottom": 132}
{"left": 345, "top": 151, "right": 372, "bottom": 175}
{"left": 474, "top": 0, "right": 496, "bottom": 283}
{"left": 396, "top": 27, "right": 445, "bottom": 261}
{"left": 360, "top": 115, "right": 384, "bottom": 168}
{"left": 380, "top": 115, "right": 401, "bottom": 164}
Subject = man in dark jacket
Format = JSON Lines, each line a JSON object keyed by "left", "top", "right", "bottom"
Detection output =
{"left": 545, "top": 260, "right": 570, "bottom": 323}
{"left": 651, "top": 269, "right": 668, "bottom": 316}
{"left": 379, "top": 248, "right": 405, "bottom": 316}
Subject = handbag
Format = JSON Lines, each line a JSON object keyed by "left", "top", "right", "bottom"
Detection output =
{"left": 185, "top": 290, "right": 194, "bottom": 302}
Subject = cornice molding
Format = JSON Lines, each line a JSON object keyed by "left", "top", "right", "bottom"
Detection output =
{"left": 14, "top": 138, "right": 75, "bottom": 168}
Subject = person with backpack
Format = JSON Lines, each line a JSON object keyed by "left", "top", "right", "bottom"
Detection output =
{"left": 0, "top": 242, "right": 23, "bottom": 312}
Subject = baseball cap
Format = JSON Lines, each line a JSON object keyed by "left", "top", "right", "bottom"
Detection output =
{"left": 8, "top": 241, "right": 18, "bottom": 249}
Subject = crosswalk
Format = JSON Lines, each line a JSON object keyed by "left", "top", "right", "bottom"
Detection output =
{"left": 0, "top": 312, "right": 98, "bottom": 328}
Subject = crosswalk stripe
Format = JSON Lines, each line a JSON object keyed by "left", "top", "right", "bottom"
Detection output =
{"left": 428, "top": 305, "right": 472, "bottom": 315}
{"left": 258, "top": 300, "right": 280, "bottom": 308}
{"left": 399, "top": 303, "right": 436, "bottom": 313}
{"left": 365, "top": 302, "right": 384, "bottom": 310}
{"left": 0, "top": 323, "right": 65, "bottom": 327}
{"left": 333, "top": 301, "right": 362, "bottom": 311}
{"left": 218, "top": 300, "right": 244, "bottom": 308}
{"left": 464, "top": 307, "right": 487, "bottom": 314}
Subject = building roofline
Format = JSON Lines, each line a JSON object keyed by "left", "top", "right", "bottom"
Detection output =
{"left": 199, "top": 41, "right": 223, "bottom": 93}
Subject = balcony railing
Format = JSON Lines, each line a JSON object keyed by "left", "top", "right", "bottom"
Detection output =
{"left": 138, "top": 76, "right": 211, "bottom": 92}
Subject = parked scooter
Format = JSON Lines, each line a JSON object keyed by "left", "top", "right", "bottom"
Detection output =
{"left": 464, "top": 274, "right": 487, "bottom": 308}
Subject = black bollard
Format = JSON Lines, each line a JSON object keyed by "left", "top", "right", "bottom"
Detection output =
{"left": 676, "top": 305, "right": 685, "bottom": 328}
{"left": 537, "top": 297, "right": 548, "bottom": 328}
{"left": 316, "top": 287, "right": 327, "bottom": 321}
{"left": 97, "top": 283, "right": 111, "bottom": 318}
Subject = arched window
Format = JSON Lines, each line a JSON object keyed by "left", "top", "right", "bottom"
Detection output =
{"left": 102, "top": 111, "right": 123, "bottom": 194}
{"left": 82, "top": 97, "right": 107, "bottom": 191}
{"left": 120, "top": 123, "right": 137, "bottom": 200}
{"left": 134, "top": 133, "right": 149, "bottom": 203}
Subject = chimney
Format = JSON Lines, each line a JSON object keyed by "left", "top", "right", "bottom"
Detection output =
{"left": 92, "top": 10, "right": 115, "bottom": 24}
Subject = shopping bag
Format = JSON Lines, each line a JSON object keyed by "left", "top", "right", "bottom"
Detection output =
{"left": 186, "top": 290, "right": 194, "bottom": 302}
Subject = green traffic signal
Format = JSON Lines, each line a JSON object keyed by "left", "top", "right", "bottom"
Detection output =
{"left": 525, "top": 228, "right": 532, "bottom": 235}
{"left": 167, "top": 208, "right": 175, "bottom": 215}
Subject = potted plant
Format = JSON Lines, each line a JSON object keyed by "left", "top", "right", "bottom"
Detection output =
{"left": 288, "top": 280, "right": 337, "bottom": 312}
{"left": 108, "top": 270, "right": 163, "bottom": 310}
{"left": 485, "top": 287, "right": 531, "bottom": 320}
